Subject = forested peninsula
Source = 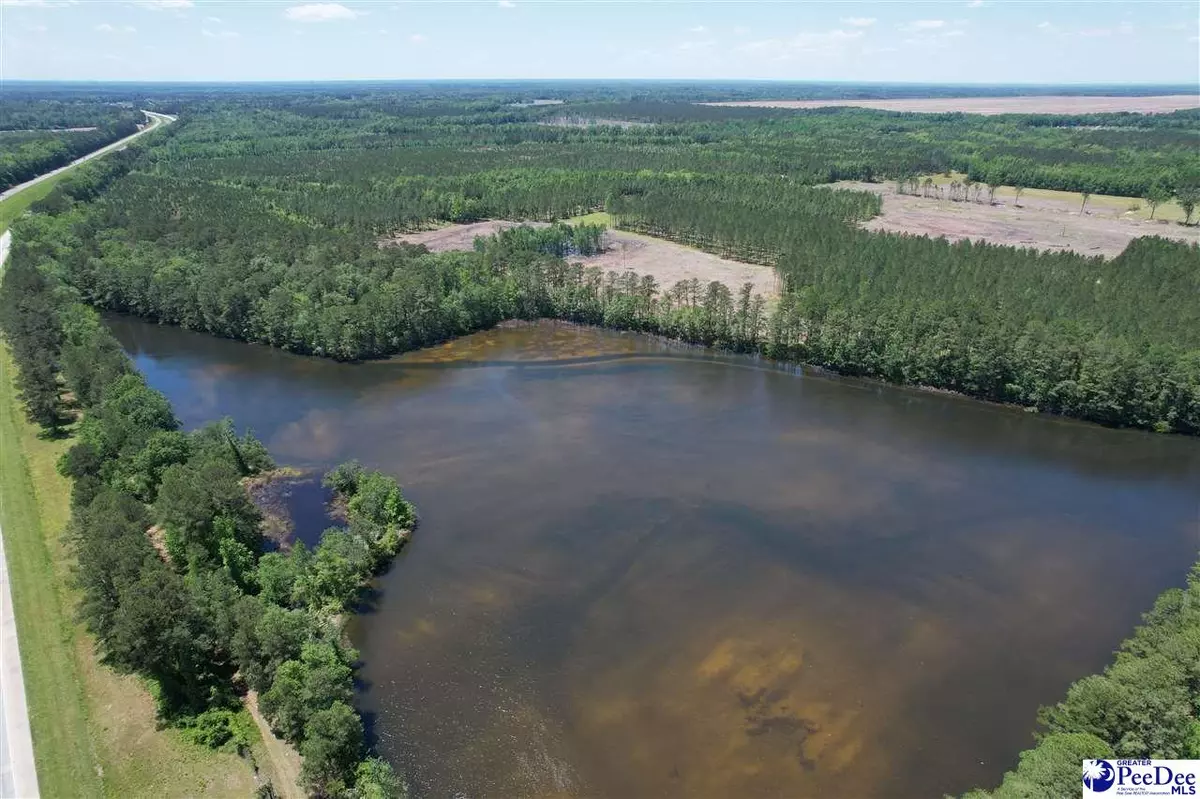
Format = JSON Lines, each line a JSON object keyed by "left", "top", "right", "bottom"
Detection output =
{"left": 1, "top": 240, "right": 414, "bottom": 796}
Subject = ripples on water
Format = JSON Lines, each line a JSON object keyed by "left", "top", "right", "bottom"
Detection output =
{"left": 108, "top": 317, "right": 1200, "bottom": 799}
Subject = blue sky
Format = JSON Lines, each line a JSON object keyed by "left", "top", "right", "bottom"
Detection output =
{"left": 1, "top": 1, "right": 1197, "bottom": 84}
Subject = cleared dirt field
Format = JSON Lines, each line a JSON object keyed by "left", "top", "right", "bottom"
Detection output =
{"left": 703, "top": 95, "right": 1200, "bottom": 115}
{"left": 388, "top": 220, "right": 528, "bottom": 250}
{"left": 833, "top": 181, "right": 1199, "bottom": 257}
{"left": 579, "top": 229, "right": 779, "bottom": 297}
{"left": 388, "top": 221, "right": 780, "bottom": 298}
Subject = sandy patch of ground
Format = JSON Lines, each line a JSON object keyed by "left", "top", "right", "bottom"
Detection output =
{"left": 577, "top": 229, "right": 779, "bottom": 297}
{"left": 389, "top": 222, "right": 781, "bottom": 298}
{"left": 537, "top": 117, "right": 654, "bottom": 129}
{"left": 703, "top": 95, "right": 1200, "bottom": 114}
{"left": 387, "top": 220, "right": 535, "bottom": 251}
{"left": 833, "top": 181, "right": 1199, "bottom": 257}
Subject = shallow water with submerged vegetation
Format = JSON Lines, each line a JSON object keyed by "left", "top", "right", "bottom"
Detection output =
{"left": 108, "top": 315, "right": 1200, "bottom": 799}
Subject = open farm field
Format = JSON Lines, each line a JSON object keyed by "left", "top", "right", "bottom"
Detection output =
{"left": 704, "top": 95, "right": 1200, "bottom": 114}
{"left": 389, "top": 221, "right": 780, "bottom": 298}
{"left": 833, "top": 180, "right": 1198, "bottom": 257}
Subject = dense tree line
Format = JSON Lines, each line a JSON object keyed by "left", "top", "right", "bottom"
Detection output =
{"left": 0, "top": 115, "right": 141, "bottom": 192}
{"left": 0, "top": 98, "right": 141, "bottom": 131}
{"left": 148, "top": 101, "right": 1199, "bottom": 199}
{"left": 610, "top": 179, "right": 880, "bottom": 264}
{"left": 8, "top": 80, "right": 1193, "bottom": 111}
{"left": 614, "top": 189, "right": 1200, "bottom": 432}
{"left": 0, "top": 257, "right": 412, "bottom": 797}
{"left": 963, "top": 561, "right": 1200, "bottom": 798}
{"left": 15, "top": 125, "right": 1200, "bottom": 434}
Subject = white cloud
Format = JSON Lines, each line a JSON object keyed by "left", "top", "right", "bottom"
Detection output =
{"left": 943, "top": 29, "right": 965, "bottom": 37}
{"left": 0, "top": 0, "right": 77, "bottom": 6}
{"left": 739, "top": 28, "right": 864, "bottom": 58}
{"left": 498, "top": 0, "right": 515, "bottom": 7}
{"left": 840, "top": 17, "right": 876, "bottom": 27}
{"left": 96, "top": 23, "right": 136, "bottom": 33}
{"left": 1077, "top": 22, "right": 1132, "bottom": 38}
{"left": 409, "top": 33, "right": 426, "bottom": 43}
{"left": 202, "top": 28, "right": 238, "bottom": 39}
{"left": 902, "top": 20, "right": 946, "bottom": 32}
{"left": 25, "top": 23, "right": 48, "bottom": 32}
{"left": 733, "top": 25, "right": 750, "bottom": 36}
{"left": 205, "top": 15, "right": 221, "bottom": 23}
{"left": 966, "top": 0, "right": 984, "bottom": 7}
{"left": 1037, "top": 21, "right": 1053, "bottom": 29}
{"left": 284, "top": 3, "right": 359, "bottom": 22}
{"left": 130, "top": 0, "right": 193, "bottom": 8}
{"left": 687, "top": 25, "right": 707, "bottom": 33}
{"left": 677, "top": 39, "right": 715, "bottom": 52}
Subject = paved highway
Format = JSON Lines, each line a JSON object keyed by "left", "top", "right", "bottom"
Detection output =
{"left": 0, "top": 109, "right": 174, "bottom": 799}
{"left": 0, "top": 110, "right": 175, "bottom": 204}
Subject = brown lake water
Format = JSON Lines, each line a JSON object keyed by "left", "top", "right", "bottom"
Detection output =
{"left": 107, "top": 317, "right": 1200, "bottom": 799}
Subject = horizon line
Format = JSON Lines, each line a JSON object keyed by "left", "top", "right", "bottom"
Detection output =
{"left": 3, "top": 77, "right": 1198, "bottom": 88}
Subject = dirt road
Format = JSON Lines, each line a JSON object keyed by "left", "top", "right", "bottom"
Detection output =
{"left": 245, "top": 691, "right": 303, "bottom": 799}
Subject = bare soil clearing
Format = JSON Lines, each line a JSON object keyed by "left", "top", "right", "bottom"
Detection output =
{"left": 537, "top": 116, "right": 654, "bottom": 129}
{"left": 703, "top": 95, "right": 1200, "bottom": 114}
{"left": 579, "top": 229, "right": 779, "bottom": 298}
{"left": 388, "top": 220, "right": 536, "bottom": 251}
{"left": 388, "top": 222, "right": 780, "bottom": 298}
{"left": 832, "top": 181, "right": 1199, "bottom": 257}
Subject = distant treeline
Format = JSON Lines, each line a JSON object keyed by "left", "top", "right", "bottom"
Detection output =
{"left": 963, "top": 561, "right": 1200, "bottom": 798}
{"left": 0, "top": 113, "right": 141, "bottom": 192}
{"left": 0, "top": 98, "right": 140, "bottom": 131}
{"left": 149, "top": 100, "right": 1200, "bottom": 199}
{"left": 0, "top": 244, "right": 412, "bottom": 797}
{"left": 7, "top": 80, "right": 1193, "bottom": 110}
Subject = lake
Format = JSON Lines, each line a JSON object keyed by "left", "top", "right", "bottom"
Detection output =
{"left": 108, "top": 316, "right": 1200, "bottom": 799}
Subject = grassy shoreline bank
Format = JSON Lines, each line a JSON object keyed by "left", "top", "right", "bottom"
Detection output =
{"left": 0, "top": 346, "right": 270, "bottom": 796}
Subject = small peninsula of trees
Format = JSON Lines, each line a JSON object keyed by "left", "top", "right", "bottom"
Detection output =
{"left": 1, "top": 251, "right": 414, "bottom": 798}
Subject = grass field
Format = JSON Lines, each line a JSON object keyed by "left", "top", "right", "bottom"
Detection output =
{"left": 921, "top": 172, "right": 1191, "bottom": 223}
{"left": 0, "top": 170, "right": 72, "bottom": 233}
{"left": 564, "top": 210, "right": 614, "bottom": 226}
{"left": 0, "top": 348, "right": 269, "bottom": 796}
{"left": 0, "top": 351, "right": 101, "bottom": 796}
